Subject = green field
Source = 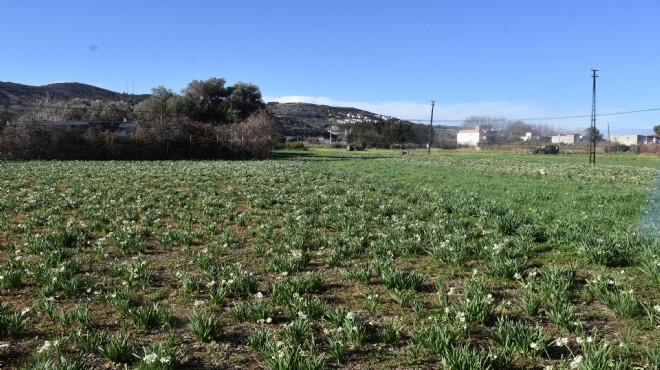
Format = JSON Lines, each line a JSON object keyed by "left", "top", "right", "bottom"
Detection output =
{"left": 0, "top": 150, "right": 659, "bottom": 369}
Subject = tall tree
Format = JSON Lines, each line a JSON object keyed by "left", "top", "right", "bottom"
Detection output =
{"left": 583, "top": 126, "right": 604, "bottom": 141}
{"left": 135, "top": 86, "right": 177, "bottom": 125}
{"left": 226, "top": 82, "right": 264, "bottom": 122}
{"left": 181, "top": 78, "right": 230, "bottom": 123}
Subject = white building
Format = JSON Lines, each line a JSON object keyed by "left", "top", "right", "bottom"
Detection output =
{"left": 609, "top": 134, "right": 644, "bottom": 146}
{"left": 551, "top": 134, "right": 582, "bottom": 144}
{"left": 457, "top": 125, "right": 497, "bottom": 147}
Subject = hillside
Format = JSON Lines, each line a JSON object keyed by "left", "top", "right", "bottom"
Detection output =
{"left": 0, "top": 81, "right": 458, "bottom": 143}
{"left": 266, "top": 102, "right": 459, "bottom": 143}
{"left": 266, "top": 102, "right": 396, "bottom": 138}
{"left": 0, "top": 81, "right": 149, "bottom": 107}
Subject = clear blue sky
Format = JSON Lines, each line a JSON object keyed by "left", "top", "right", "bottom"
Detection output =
{"left": 2, "top": 0, "right": 659, "bottom": 133}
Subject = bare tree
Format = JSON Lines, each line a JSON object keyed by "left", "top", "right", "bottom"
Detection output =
{"left": 222, "top": 109, "right": 276, "bottom": 158}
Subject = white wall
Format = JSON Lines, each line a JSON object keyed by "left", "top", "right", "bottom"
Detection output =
{"left": 457, "top": 131, "right": 480, "bottom": 146}
{"left": 610, "top": 135, "right": 643, "bottom": 146}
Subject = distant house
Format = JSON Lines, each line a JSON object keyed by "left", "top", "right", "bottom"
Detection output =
{"left": 644, "top": 134, "right": 660, "bottom": 144}
{"left": 610, "top": 134, "right": 644, "bottom": 146}
{"left": 551, "top": 134, "right": 584, "bottom": 144}
{"left": 456, "top": 125, "right": 497, "bottom": 146}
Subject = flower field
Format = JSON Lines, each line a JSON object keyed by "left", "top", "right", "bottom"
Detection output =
{"left": 0, "top": 150, "right": 659, "bottom": 369}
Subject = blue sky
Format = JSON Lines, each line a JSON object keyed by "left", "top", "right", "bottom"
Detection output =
{"left": 2, "top": 0, "right": 659, "bottom": 133}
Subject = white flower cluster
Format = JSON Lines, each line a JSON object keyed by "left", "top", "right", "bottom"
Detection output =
{"left": 569, "top": 355, "right": 583, "bottom": 368}
{"left": 143, "top": 353, "right": 171, "bottom": 364}
{"left": 490, "top": 242, "right": 504, "bottom": 254}
{"left": 37, "top": 340, "right": 59, "bottom": 353}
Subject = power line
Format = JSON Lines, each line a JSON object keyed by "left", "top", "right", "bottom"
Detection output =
{"left": 401, "top": 107, "right": 660, "bottom": 124}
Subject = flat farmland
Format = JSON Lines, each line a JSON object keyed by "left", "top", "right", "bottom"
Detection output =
{"left": 0, "top": 150, "right": 658, "bottom": 369}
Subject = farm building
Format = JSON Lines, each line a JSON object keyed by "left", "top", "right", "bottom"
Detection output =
{"left": 644, "top": 134, "right": 660, "bottom": 144}
{"left": 456, "top": 125, "right": 497, "bottom": 146}
{"left": 551, "top": 134, "right": 585, "bottom": 144}
{"left": 609, "top": 134, "right": 644, "bottom": 146}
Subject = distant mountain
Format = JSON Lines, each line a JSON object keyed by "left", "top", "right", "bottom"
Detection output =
{"left": 0, "top": 81, "right": 149, "bottom": 107}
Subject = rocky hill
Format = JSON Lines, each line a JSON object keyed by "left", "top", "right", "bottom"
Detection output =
{"left": 266, "top": 102, "right": 459, "bottom": 144}
{"left": 0, "top": 81, "right": 149, "bottom": 107}
{"left": 0, "top": 81, "right": 458, "bottom": 144}
{"left": 266, "top": 102, "right": 399, "bottom": 138}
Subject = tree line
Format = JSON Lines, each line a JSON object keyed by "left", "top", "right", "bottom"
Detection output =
{"left": 0, "top": 78, "right": 275, "bottom": 159}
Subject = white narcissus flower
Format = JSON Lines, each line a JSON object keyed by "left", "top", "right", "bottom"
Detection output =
{"left": 143, "top": 353, "right": 158, "bottom": 364}
{"left": 569, "top": 355, "right": 583, "bottom": 368}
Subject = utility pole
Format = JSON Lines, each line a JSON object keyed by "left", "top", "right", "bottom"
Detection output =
{"left": 607, "top": 122, "right": 610, "bottom": 153}
{"left": 427, "top": 100, "right": 435, "bottom": 154}
{"left": 589, "top": 69, "right": 598, "bottom": 165}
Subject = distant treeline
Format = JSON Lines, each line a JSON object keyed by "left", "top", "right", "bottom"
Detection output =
{"left": 0, "top": 78, "right": 275, "bottom": 159}
{"left": 346, "top": 119, "right": 459, "bottom": 149}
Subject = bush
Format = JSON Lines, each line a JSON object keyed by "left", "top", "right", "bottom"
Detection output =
{"left": 277, "top": 141, "right": 305, "bottom": 150}
{"left": 606, "top": 142, "right": 630, "bottom": 153}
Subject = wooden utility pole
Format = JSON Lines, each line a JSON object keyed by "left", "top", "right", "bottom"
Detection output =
{"left": 427, "top": 100, "right": 435, "bottom": 154}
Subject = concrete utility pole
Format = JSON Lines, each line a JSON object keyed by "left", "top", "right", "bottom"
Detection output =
{"left": 427, "top": 100, "right": 435, "bottom": 154}
{"left": 589, "top": 69, "right": 598, "bottom": 165}
{"left": 607, "top": 122, "right": 610, "bottom": 152}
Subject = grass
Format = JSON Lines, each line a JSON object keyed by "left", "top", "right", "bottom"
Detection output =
{"left": 0, "top": 149, "right": 659, "bottom": 368}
